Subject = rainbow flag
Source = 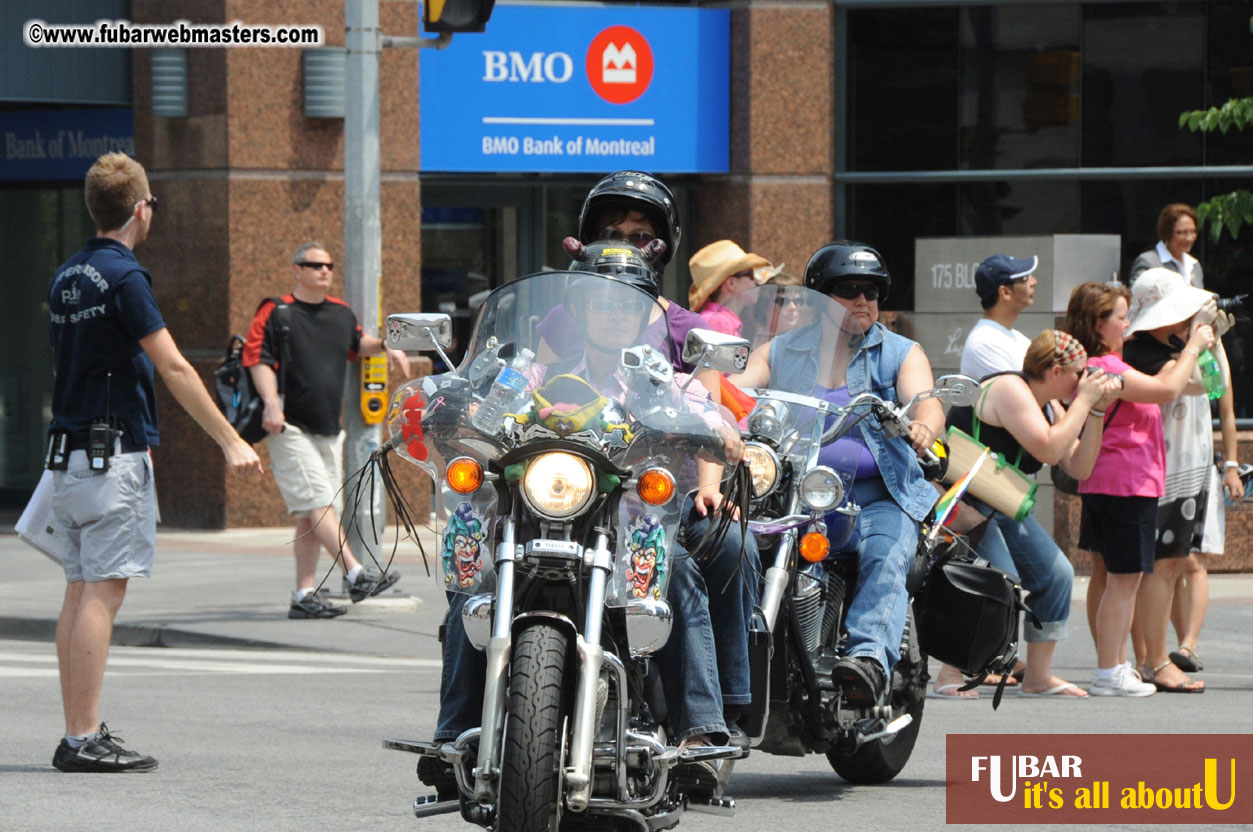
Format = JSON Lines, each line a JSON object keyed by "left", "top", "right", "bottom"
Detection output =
{"left": 933, "top": 447, "right": 992, "bottom": 528}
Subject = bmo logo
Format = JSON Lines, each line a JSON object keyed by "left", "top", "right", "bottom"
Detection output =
{"left": 482, "top": 50, "right": 574, "bottom": 83}
{"left": 587, "top": 25, "right": 654, "bottom": 104}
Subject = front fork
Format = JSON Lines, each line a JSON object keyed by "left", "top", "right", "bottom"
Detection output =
{"left": 473, "top": 518, "right": 516, "bottom": 804}
{"left": 472, "top": 524, "right": 612, "bottom": 813}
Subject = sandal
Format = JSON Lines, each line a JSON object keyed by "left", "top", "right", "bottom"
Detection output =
{"left": 1141, "top": 660, "right": 1205, "bottom": 694}
{"left": 1169, "top": 645, "right": 1204, "bottom": 673}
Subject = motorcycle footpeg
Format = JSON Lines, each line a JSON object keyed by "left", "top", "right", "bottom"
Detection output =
{"left": 686, "top": 795, "right": 736, "bottom": 817}
{"left": 674, "top": 744, "right": 745, "bottom": 765}
{"left": 412, "top": 794, "right": 460, "bottom": 819}
{"left": 383, "top": 737, "right": 441, "bottom": 756}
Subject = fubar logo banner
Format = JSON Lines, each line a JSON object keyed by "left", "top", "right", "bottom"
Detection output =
{"left": 947, "top": 734, "right": 1252, "bottom": 823}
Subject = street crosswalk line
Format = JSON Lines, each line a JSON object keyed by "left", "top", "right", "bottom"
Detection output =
{"left": 0, "top": 647, "right": 441, "bottom": 678}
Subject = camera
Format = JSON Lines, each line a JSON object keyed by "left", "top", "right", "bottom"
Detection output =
{"left": 1216, "top": 294, "right": 1247, "bottom": 314}
{"left": 1085, "top": 366, "right": 1124, "bottom": 386}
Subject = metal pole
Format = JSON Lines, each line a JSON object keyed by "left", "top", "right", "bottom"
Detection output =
{"left": 342, "top": 0, "right": 387, "bottom": 571}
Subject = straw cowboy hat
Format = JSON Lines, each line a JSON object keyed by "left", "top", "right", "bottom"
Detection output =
{"left": 1127, "top": 267, "right": 1213, "bottom": 336}
{"left": 687, "top": 240, "right": 779, "bottom": 311}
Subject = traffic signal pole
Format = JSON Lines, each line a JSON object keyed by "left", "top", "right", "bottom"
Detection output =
{"left": 342, "top": 0, "right": 386, "bottom": 570}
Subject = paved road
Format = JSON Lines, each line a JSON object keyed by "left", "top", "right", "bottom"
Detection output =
{"left": 2, "top": 528, "right": 1251, "bottom": 831}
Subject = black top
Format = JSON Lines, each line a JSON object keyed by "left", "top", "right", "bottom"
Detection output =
{"left": 242, "top": 294, "right": 362, "bottom": 436}
{"left": 1122, "top": 332, "right": 1177, "bottom": 376}
{"left": 47, "top": 238, "right": 166, "bottom": 447}
{"left": 947, "top": 371, "right": 1048, "bottom": 475}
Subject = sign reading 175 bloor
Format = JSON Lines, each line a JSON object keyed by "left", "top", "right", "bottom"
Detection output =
{"left": 419, "top": 2, "right": 730, "bottom": 173}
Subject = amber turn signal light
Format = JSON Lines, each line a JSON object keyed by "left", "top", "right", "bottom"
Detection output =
{"left": 447, "top": 457, "right": 484, "bottom": 494}
{"left": 637, "top": 468, "right": 676, "bottom": 506}
{"left": 799, "top": 531, "right": 830, "bottom": 563}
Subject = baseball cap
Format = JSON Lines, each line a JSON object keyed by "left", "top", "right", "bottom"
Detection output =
{"left": 975, "top": 254, "right": 1038, "bottom": 302}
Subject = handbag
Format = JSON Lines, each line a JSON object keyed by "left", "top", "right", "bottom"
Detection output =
{"left": 1050, "top": 401, "right": 1122, "bottom": 495}
{"left": 942, "top": 378, "right": 1037, "bottom": 521}
{"left": 915, "top": 537, "right": 1036, "bottom": 707}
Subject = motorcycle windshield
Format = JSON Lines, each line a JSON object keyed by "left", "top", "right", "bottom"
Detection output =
{"left": 721, "top": 284, "right": 873, "bottom": 504}
{"left": 385, "top": 271, "right": 735, "bottom": 600}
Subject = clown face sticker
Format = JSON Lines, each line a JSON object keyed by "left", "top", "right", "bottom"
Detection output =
{"left": 625, "top": 514, "right": 667, "bottom": 600}
{"left": 443, "top": 502, "right": 488, "bottom": 588}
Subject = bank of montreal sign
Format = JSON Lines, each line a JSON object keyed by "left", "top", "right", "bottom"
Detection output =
{"left": 419, "top": 3, "right": 729, "bottom": 173}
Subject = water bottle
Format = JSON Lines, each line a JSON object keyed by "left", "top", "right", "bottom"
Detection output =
{"left": 1197, "top": 349, "right": 1225, "bottom": 400}
{"left": 472, "top": 348, "right": 534, "bottom": 434}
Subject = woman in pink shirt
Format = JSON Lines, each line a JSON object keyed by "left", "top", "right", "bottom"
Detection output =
{"left": 1063, "top": 282, "right": 1214, "bottom": 697}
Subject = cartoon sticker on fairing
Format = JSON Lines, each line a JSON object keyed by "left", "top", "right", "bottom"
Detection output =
{"left": 625, "top": 514, "right": 667, "bottom": 599}
{"left": 443, "top": 502, "right": 487, "bottom": 588}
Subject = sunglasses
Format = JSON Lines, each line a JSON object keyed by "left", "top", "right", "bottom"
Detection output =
{"left": 830, "top": 282, "right": 881, "bottom": 302}
{"left": 773, "top": 295, "right": 803, "bottom": 307}
{"left": 596, "top": 226, "right": 656, "bottom": 246}
{"left": 587, "top": 298, "right": 650, "bottom": 315}
{"left": 299, "top": 261, "right": 334, "bottom": 271}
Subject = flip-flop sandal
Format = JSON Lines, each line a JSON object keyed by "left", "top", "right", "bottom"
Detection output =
{"left": 927, "top": 683, "right": 980, "bottom": 700}
{"left": 1169, "top": 646, "right": 1203, "bottom": 673}
{"left": 1018, "top": 682, "right": 1089, "bottom": 699}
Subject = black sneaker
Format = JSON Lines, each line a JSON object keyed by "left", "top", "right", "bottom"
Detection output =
{"left": 831, "top": 656, "right": 887, "bottom": 707}
{"left": 347, "top": 568, "right": 401, "bottom": 603}
{"left": 289, "top": 593, "right": 347, "bottom": 619}
{"left": 52, "top": 724, "right": 158, "bottom": 773}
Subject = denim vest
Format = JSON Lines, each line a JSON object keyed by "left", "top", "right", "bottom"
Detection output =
{"left": 769, "top": 321, "right": 937, "bottom": 521}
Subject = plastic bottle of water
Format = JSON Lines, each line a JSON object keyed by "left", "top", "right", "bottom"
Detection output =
{"left": 472, "top": 348, "right": 535, "bottom": 434}
{"left": 1197, "top": 348, "right": 1225, "bottom": 400}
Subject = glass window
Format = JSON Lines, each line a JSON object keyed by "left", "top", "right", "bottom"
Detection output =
{"left": 847, "top": 8, "right": 958, "bottom": 172}
{"left": 1204, "top": 3, "right": 1253, "bottom": 166}
{"left": 849, "top": 183, "right": 959, "bottom": 311}
{"left": 959, "top": 5, "right": 1081, "bottom": 170}
{"left": 1081, "top": 3, "right": 1205, "bottom": 167}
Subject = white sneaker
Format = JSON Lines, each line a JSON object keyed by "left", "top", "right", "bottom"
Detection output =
{"left": 1089, "top": 664, "right": 1156, "bottom": 697}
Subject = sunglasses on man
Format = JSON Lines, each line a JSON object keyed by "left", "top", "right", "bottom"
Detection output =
{"left": 830, "top": 282, "right": 881, "bottom": 302}
{"left": 298, "top": 261, "right": 334, "bottom": 271}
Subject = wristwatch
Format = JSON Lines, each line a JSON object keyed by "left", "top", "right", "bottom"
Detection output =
{"left": 1224, "top": 460, "right": 1241, "bottom": 470}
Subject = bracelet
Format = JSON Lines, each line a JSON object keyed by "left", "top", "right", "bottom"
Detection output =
{"left": 1088, "top": 408, "right": 1106, "bottom": 417}
{"left": 1224, "top": 460, "right": 1241, "bottom": 470}
{"left": 1181, "top": 347, "right": 1199, "bottom": 358}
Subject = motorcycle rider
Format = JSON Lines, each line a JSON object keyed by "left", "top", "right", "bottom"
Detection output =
{"left": 730, "top": 242, "right": 944, "bottom": 706}
{"left": 425, "top": 237, "right": 750, "bottom": 797}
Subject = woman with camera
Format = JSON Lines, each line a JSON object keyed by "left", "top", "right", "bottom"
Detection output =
{"left": 1130, "top": 203, "right": 1242, "bottom": 680}
{"left": 1064, "top": 281, "right": 1215, "bottom": 696}
{"left": 937, "top": 331, "right": 1119, "bottom": 699}
{"left": 1122, "top": 269, "right": 1235, "bottom": 693}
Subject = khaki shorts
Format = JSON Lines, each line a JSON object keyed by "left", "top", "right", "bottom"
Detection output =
{"left": 53, "top": 450, "right": 156, "bottom": 582}
{"left": 265, "top": 425, "right": 345, "bottom": 517}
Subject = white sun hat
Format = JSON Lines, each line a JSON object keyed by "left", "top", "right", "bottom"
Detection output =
{"left": 1126, "top": 267, "right": 1214, "bottom": 336}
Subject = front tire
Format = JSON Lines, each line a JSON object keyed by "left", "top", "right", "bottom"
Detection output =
{"left": 826, "top": 621, "right": 927, "bottom": 784}
{"left": 498, "top": 623, "right": 571, "bottom": 832}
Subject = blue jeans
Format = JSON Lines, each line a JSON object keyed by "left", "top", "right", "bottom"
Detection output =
{"left": 657, "top": 549, "right": 727, "bottom": 740}
{"left": 970, "top": 499, "right": 1072, "bottom": 643}
{"left": 434, "top": 589, "right": 483, "bottom": 743}
{"left": 840, "top": 478, "right": 919, "bottom": 676}
{"left": 676, "top": 497, "right": 760, "bottom": 709}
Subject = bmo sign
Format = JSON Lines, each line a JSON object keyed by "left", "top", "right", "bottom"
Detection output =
{"left": 420, "top": 4, "right": 729, "bottom": 172}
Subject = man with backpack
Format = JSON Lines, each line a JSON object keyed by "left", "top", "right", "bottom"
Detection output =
{"left": 243, "top": 241, "right": 411, "bottom": 618}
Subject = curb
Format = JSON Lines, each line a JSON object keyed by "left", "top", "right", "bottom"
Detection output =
{"left": 0, "top": 616, "right": 316, "bottom": 652}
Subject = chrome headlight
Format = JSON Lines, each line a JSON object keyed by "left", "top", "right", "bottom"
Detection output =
{"left": 521, "top": 452, "right": 595, "bottom": 519}
{"left": 742, "top": 441, "right": 780, "bottom": 498}
{"left": 799, "top": 465, "right": 844, "bottom": 512}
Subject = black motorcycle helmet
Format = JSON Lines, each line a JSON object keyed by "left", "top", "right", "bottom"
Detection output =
{"left": 564, "top": 237, "right": 664, "bottom": 298}
{"left": 577, "top": 171, "right": 681, "bottom": 267}
{"left": 803, "top": 241, "right": 891, "bottom": 301}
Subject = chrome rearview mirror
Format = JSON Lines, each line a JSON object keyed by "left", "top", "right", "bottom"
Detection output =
{"left": 932, "top": 374, "right": 981, "bottom": 408}
{"left": 386, "top": 313, "right": 455, "bottom": 370}
{"left": 682, "top": 328, "right": 751, "bottom": 375}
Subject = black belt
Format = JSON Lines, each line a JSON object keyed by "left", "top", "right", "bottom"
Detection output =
{"left": 66, "top": 433, "right": 149, "bottom": 454}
